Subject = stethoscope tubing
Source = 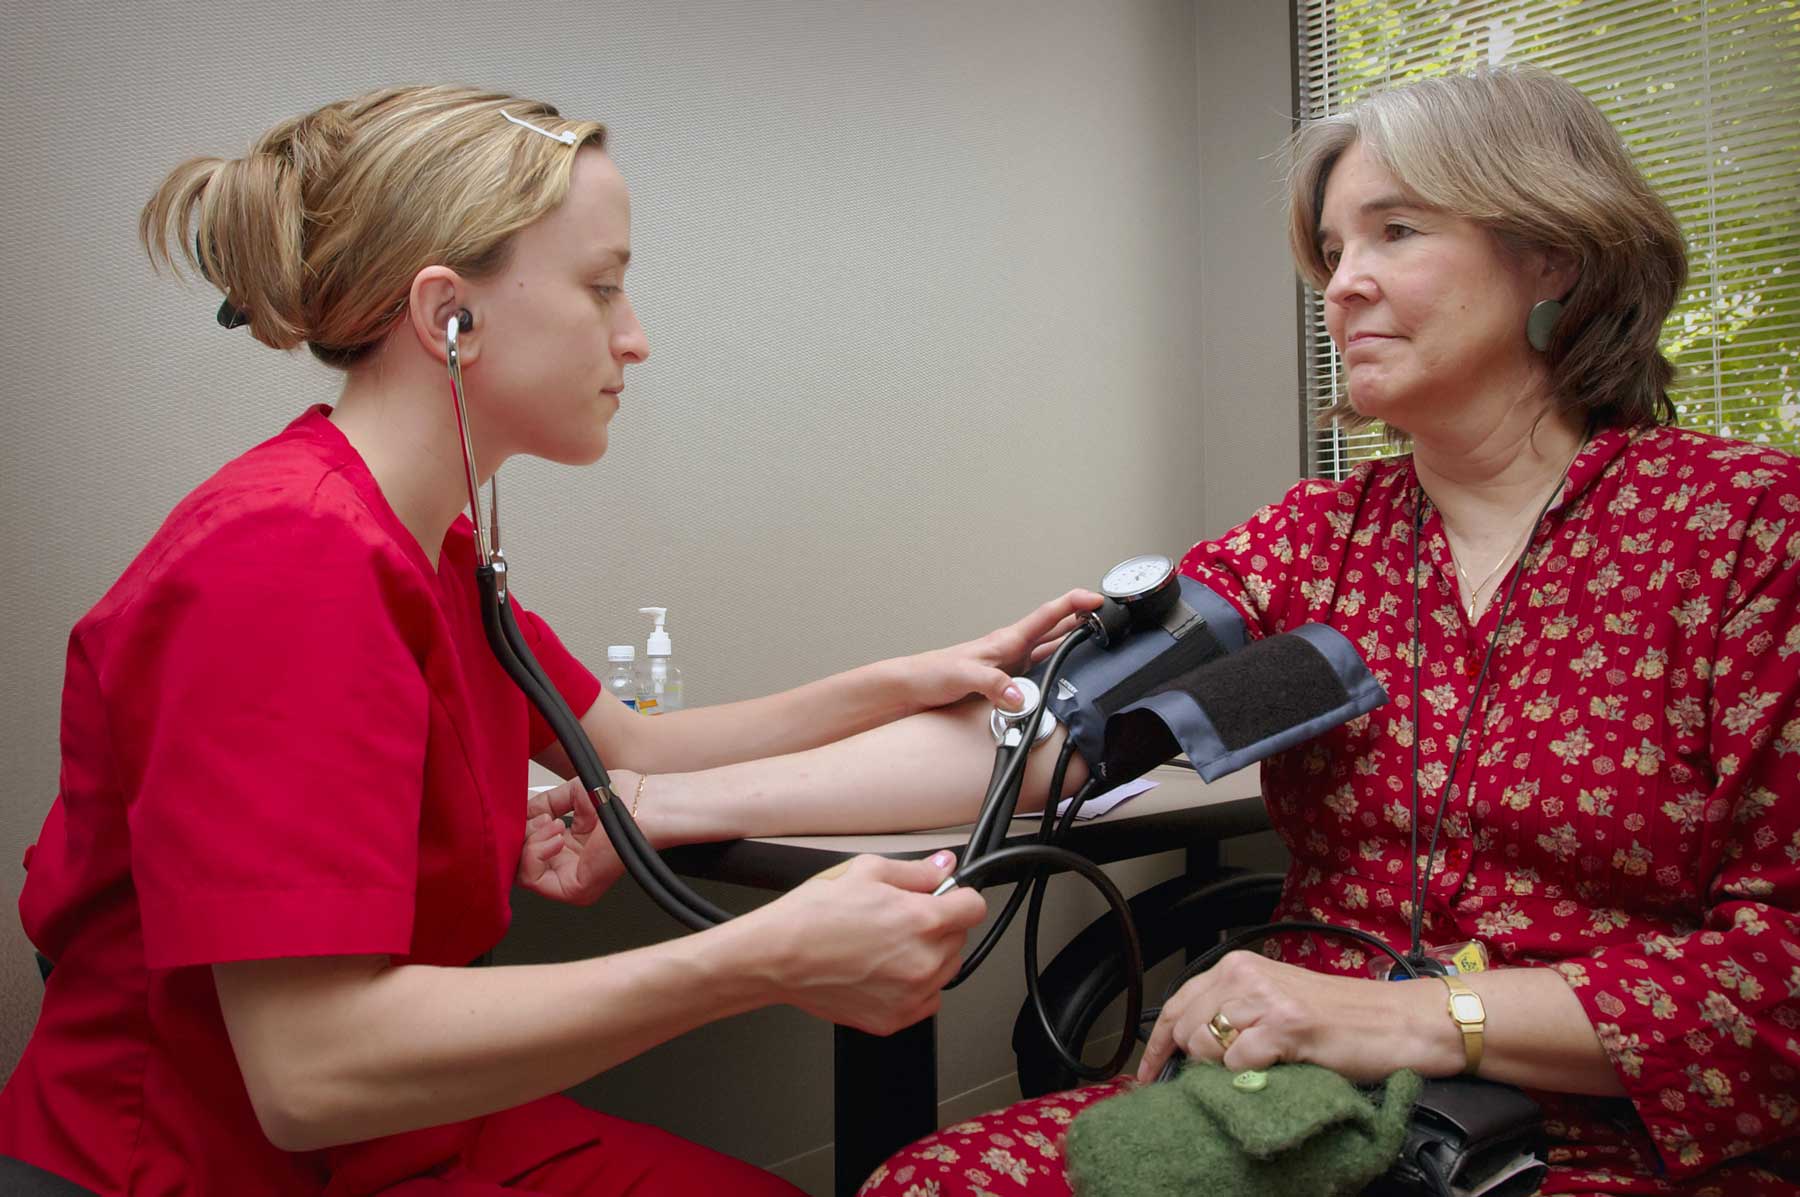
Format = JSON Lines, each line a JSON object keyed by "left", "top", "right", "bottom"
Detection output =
{"left": 958, "top": 627, "right": 1090, "bottom": 865}
{"left": 944, "top": 741, "right": 1087, "bottom": 988}
{"left": 937, "top": 622, "right": 1145, "bottom": 1081}
{"left": 447, "top": 311, "right": 728, "bottom": 930}
{"left": 477, "top": 566, "right": 730, "bottom": 929}
{"left": 447, "top": 312, "right": 1140, "bottom": 1065}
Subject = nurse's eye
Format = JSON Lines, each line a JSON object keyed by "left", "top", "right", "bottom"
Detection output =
{"left": 1322, "top": 246, "right": 1342, "bottom": 270}
{"left": 593, "top": 284, "right": 622, "bottom": 301}
{"left": 1384, "top": 222, "right": 1417, "bottom": 242}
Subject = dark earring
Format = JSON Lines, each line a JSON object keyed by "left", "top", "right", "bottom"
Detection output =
{"left": 456, "top": 309, "right": 474, "bottom": 332}
{"left": 1526, "top": 299, "right": 1562, "bottom": 352}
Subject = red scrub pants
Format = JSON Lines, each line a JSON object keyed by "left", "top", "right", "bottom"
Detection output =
{"left": 362, "top": 1096, "right": 804, "bottom": 1196}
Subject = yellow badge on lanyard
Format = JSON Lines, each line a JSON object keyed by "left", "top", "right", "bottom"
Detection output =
{"left": 1451, "top": 940, "right": 1490, "bottom": 975}
{"left": 1371, "top": 939, "right": 1491, "bottom": 981}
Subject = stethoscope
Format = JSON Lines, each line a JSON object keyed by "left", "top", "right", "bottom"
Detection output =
{"left": 445, "top": 311, "right": 1149, "bottom": 1075}
{"left": 447, "top": 311, "right": 728, "bottom": 930}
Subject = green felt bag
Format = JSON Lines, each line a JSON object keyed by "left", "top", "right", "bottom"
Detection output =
{"left": 1065, "top": 1061, "right": 1422, "bottom": 1197}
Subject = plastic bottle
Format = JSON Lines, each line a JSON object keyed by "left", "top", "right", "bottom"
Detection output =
{"left": 604, "top": 645, "right": 638, "bottom": 712}
{"left": 635, "top": 607, "right": 685, "bottom": 716}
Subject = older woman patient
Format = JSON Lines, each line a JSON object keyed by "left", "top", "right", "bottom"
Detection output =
{"left": 862, "top": 66, "right": 1800, "bottom": 1197}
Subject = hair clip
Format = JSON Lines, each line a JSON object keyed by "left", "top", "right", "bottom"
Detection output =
{"left": 196, "top": 234, "right": 252, "bottom": 329}
{"left": 216, "top": 297, "right": 251, "bottom": 329}
{"left": 501, "top": 110, "right": 576, "bottom": 146}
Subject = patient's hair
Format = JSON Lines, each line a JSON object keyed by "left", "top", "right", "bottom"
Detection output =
{"left": 1284, "top": 65, "right": 1687, "bottom": 432}
{"left": 141, "top": 85, "right": 606, "bottom": 368}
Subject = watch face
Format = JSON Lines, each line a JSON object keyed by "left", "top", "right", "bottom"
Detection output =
{"left": 1449, "top": 993, "right": 1485, "bottom": 1022}
{"left": 1101, "top": 554, "right": 1175, "bottom": 600}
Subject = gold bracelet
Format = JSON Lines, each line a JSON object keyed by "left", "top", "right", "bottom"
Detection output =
{"left": 630, "top": 774, "right": 650, "bottom": 819}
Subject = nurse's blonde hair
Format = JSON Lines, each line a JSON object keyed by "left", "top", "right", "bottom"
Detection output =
{"left": 141, "top": 85, "right": 607, "bottom": 368}
{"left": 1284, "top": 66, "right": 1687, "bottom": 432}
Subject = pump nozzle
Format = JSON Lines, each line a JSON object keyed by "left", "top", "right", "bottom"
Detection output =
{"left": 640, "top": 607, "right": 672, "bottom": 657}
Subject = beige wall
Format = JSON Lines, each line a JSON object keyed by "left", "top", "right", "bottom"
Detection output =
{"left": 0, "top": 0, "right": 1298, "bottom": 1190}
{"left": 1197, "top": 0, "right": 1307, "bottom": 524}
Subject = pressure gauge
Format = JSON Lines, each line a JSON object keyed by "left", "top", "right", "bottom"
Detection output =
{"left": 1101, "top": 554, "right": 1177, "bottom": 604}
{"left": 1093, "top": 553, "right": 1181, "bottom": 638}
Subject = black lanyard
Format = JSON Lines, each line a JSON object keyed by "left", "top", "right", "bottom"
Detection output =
{"left": 1404, "top": 470, "right": 1565, "bottom": 970}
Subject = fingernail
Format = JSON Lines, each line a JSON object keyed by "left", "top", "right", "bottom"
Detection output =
{"left": 929, "top": 850, "right": 954, "bottom": 869}
{"left": 1003, "top": 685, "right": 1023, "bottom": 706}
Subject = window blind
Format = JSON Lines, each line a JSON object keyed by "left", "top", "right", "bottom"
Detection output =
{"left": 1295, "top": 0, "right": 1800, "bottom": 478}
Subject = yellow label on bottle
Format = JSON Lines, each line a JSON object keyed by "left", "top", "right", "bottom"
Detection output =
{"left": 637, "top": 698, "right": 658, "bottom": 714}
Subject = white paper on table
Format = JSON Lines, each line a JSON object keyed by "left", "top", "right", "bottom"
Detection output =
{"left": 1011, "top": 775, "right": 1159, "bottom": 821}
{"left": 1454, "top": 1153, "right": 1544, "bottom": 1197}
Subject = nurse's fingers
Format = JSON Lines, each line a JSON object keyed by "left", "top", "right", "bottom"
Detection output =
{"left": 1025, "top": 613, "right": 1083, "bottom": 665}
{"left": 518, "top": 817, "right": 567, "bottom": 887}
{"left": 569, "top": 783, "right": 600, "bottom": 837}
{"left": 528, "top": 777, "right": 585, "bottom": 822}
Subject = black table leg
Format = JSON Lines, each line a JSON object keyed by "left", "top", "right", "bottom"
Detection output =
{"left": 834, "top": 1016, "right": 936, "bottom": 1197}
{"left": 1184, "top": 841, "right": 1223, "bottom": 965}
{"left": 1184, "top": 840, "right": 1221, "bottom": 883}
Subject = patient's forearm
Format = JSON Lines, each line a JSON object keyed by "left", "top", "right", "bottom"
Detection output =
{"left": 646, "top": 697, "right": 1089, "bottom": 845}
{"left": 614, "top": 657, "right": 929, "bottom": 773}
{"left": 1459, "top": 967, "right": 1626, "bottom": 1096}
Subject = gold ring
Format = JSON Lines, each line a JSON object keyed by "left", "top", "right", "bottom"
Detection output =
{"left": 1206, "top": 1009, "right": 1239, "bottom": 1051}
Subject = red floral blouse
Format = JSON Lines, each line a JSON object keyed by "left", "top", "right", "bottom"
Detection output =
{"left": 1178, "top": 424, "right": 1800, "bottom": 1194}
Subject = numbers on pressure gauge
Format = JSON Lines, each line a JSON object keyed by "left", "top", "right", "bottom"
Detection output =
{"left": 1100, "top": 554, "right": 1176, "bottom": 602}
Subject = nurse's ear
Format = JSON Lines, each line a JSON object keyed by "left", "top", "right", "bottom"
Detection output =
{"left": 406, "top": 265, "right": 481, "bottom": 364}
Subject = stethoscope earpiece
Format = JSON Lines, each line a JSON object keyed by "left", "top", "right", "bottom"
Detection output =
{"left": 444, "top": 310, "right": 475, "bottom": 357}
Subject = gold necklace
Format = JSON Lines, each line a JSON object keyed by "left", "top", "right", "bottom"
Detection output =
{"left": 1446, "top": 437, "right": 1587, "bottom": 619}
{"left": 1454, "top": 522, "right": 1534, "bottom": 618}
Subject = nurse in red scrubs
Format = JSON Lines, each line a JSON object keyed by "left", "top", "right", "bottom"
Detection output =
{"left": 0, "top": 86, "right": 1098, "bottom": 1196}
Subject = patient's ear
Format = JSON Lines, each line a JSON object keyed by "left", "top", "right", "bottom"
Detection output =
{"left": 1539, "top": 248, "right": 1579, "bottom": 303}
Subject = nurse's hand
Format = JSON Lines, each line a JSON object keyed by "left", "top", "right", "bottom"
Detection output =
{"left": 897, "top": 589, "right": 1104, "bottom": 712}
{"left": 516, "top": 774, "right": 637, "bottom": 905}
{"left": 753, "top": 851, "right": 988, "bottom": 1035}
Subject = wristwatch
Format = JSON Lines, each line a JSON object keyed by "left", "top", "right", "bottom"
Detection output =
{"left": 1439, "top": 974, "right": 1486, "bottom": 1075}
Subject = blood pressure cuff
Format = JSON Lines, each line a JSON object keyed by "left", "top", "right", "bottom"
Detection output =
{"left": 1037, "top": 577, "right": 1388, "bottom": 788}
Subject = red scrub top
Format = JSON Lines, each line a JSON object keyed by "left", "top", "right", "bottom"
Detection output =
{"left": 0, "top": 407, "right": 603, "bottom": 1195}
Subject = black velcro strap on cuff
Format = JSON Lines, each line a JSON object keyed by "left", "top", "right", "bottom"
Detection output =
{"left": 1189, "top": 633, "right": 1351, "bottom": 752}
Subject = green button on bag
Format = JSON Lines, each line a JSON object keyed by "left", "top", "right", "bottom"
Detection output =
{"left": 1232, "top": 1069, "right": 1269, "bottom": 1092}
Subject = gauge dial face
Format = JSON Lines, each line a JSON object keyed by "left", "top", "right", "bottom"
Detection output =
{"left": 1101, "top": 554, "right": 1175, "bottom": 601}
